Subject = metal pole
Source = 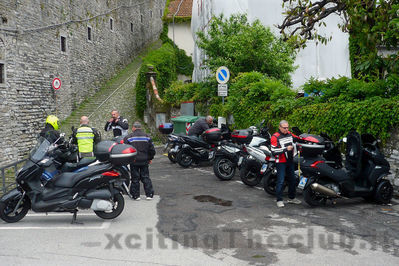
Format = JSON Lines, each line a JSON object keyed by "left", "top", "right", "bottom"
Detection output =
{"left": 2, "top": 168, "right": 5, "bottom": 194}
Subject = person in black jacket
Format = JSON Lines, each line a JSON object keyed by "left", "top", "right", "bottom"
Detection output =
{"left": 123, "top": 121, "right": 156, "bottom": 200}
{"left": 39, "top": 115, "right": 62, "bottom": 144}
{"left": 104, "top": 110, "right": 129, "bottom": 138}
{"left": 188, "top": 116, "right": 213, "bottom": 138}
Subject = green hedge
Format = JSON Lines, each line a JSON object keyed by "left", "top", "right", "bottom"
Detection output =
{"left": 163, "top": 72, "right": 399, "bottom": 142}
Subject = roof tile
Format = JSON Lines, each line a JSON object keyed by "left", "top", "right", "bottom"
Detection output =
{"left": 167, "top": 0, "right": 193, "bottom": 18}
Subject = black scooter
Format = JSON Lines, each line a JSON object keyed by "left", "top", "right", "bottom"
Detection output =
{"left": 176, "top": 125, "right": 230, "bottom": 168}
{"left": 213, "top": 141, "right": 243, "bottom": 180}
{"left": 0, "top": 136, "right": 135, "bottom": 223}
{"left": 297, "top": 131, "right": 393, "bottom": 206}
{"left": 176, "top": 135, "right": 217, "bottom": 168}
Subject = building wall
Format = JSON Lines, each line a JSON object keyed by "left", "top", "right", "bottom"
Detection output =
{"left": 168, "top": 21, "right": 194, "bottom": 57}
{"left": 0, "top": 0, "right": 166, "bottom": 167}
{"left": 191, "top": 0, "right": 351, "bottom": 88}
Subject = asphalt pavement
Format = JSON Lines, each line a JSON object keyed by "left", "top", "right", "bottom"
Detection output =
{"left": 0, "top": 148, "right": 399, "bottom": 265}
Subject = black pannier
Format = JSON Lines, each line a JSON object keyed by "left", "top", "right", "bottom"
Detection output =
{"left": 202, "top": 128, "right": 222, "bottom": 143}
{"left": 95, "top": 141, "right": 137, "bottom": 166}
{"left": 231, "top": 129, "right": 253, "bottom": 144}
{"left": 158, "top": 123, "right": 173, "bottom": 134}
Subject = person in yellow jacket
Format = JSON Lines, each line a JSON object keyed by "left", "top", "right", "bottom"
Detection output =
{"left": 72, "top": 116, "right": 101, "bottom": 158}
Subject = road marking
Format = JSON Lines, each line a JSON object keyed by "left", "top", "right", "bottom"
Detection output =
{"left": 195, "top": 168, "right": 214, "bottom": 175}
{"left": 0, "top": 221, "right": 111, "bottom": 230}
{"left": 1, "top": 213, "right": 111, "bottom": 230}
{"left": 235, "top": 181, "right": 263, "bottom": 190}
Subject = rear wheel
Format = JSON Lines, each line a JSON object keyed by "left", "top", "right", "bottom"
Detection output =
{"left": 177, "top": 149, "right": 193, "bottom": 168}
{"left": 240, "top": 164, "right": 261, "bottom": 186}
{"left": 94, "top": 193, "right": 125, "bottom": 219}
{"left": 213, "top": 157, "right": 236, "bottom": 181}
{"left": 0, "top": 196, "right": 30, "bottom": 223}
{"left": 374, "top": 180, "right": 393, "bottom": 204}
{"left": 303, "top": 185, "right": 327, "bottom": 207}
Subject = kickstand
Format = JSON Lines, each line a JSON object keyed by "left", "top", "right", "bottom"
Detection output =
{"left": 71, "top": 210, "right": 83, "bottom": 225}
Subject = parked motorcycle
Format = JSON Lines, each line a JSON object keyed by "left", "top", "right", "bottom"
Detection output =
{"left": 175, "top": 125, "right": 232, "bottom": 168}
{"left": 0, "top": 136, "right": 136, "bottom": 223}
{"left": 262, "top": 131, "right": 339, "bottom": 196}
{"left": 297, "top": 131, "right": 393, "bottom": 206}
{"left": 158, "top": 123, "right": 185, "bottom": 163}
{"left": 213, "top": 141, "right": 243, "bottom": 180}
{"left": 238, "top": 120, "right": 274, "bottom": 186}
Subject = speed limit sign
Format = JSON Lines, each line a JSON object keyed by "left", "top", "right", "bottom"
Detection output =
{"left": 52, "top": 78, "right": 61, "bottom": 90}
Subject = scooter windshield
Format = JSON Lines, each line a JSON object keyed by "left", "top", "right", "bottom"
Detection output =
{"left": 30, "top": 137, "right": 51, "bottom": 163}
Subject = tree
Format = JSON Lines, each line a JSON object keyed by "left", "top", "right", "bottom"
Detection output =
{"left": 279, "top": 0, "right": 399, "bottom": 79}
{"left": 196, "top": 14, "right": 297, "bottom": 86}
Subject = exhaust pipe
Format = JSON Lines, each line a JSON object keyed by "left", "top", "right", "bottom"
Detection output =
{"left": 311, "top": 183, "right": 342, "bottom": 198}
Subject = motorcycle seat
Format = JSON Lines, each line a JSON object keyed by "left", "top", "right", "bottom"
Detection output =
{"left": 317, "top": 163, "right": 349, "bottom": 182}
{"left": 183, "top": 136, "right": 210, "bottom": 148}
{"left": 53, "top": 163, "right": 112, "bottom": 188}
{"left": 61, "top": 157, "right": 97, "bottom": 172}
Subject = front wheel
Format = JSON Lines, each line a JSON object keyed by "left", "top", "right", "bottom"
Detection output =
{"left": 240, "top": 164, "right": 261, "bottom": 187}
{"left": 213, "top": 157, "right": 236, "bottom": 181}
{"left": 94, "top": 193, "right": 125, "bottom": 219}
{"left": 0, "top": 196, "right": 30, "bottom": 223}
{"left": 303, "top": 185, "right": 327, "bottom": 207}
{"left": 168, "top": 150, "right": 177, "bottom": 163}
{"left": 176, "top": 149, "right": 193, "bottom": 168}
{"left": 374, "top": 180, "right": 393, "bottom": 204}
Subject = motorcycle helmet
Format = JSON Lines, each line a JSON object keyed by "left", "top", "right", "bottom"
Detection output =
{"left": 46, "top": 115, "right": 59, "bottom": 130}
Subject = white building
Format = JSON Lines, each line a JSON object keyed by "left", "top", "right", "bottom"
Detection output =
{"left": 191, "top": 0, "right": 351, "bottom": 89}
{"left": 167, "top": 0, "right": 195, "bottom": 57}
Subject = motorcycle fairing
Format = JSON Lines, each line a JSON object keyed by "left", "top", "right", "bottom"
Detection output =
{"left": 53, "top": 163, "right": 112, "bottom": 188}
{"left": 345, "top": 131, "right": 362, "bottom": 178}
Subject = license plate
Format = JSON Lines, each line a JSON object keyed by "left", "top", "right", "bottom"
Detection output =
{"left": 208, "top": 151, "right": 215, "bottom": 159}
{"left": 298, "top": 177, "right": 308, "bottom": 189}
{"left": 260, "top": 163, "right": 268, "bottom": 174}
{"left": 238, "top": 156, "right": 243, "bottom": 166}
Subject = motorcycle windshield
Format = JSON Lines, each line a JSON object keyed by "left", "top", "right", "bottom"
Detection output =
{"left": 30, "top": 137, "right": 51, "bottom": 163}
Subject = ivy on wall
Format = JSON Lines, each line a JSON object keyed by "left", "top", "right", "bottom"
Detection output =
{"left": 135, "top": 23, "right": 194, "bottom": 118}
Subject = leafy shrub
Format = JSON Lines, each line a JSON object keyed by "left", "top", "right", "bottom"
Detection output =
{"left": 135, "top": 43, "right": 177, "bottom": 118}
{"left": 196, "top": 14, "right": 297, "bottom": 86}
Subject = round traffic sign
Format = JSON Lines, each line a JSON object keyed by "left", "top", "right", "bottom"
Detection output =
{"left": 52, "top": 78, "right": 61, "bottom": 90}
{"left": 216, "top": 66, "right": 230, "bottom": 84}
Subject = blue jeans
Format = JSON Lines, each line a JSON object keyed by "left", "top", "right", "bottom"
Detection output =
{"left": 275, "top": 162, "right": 296, "bottom": 202}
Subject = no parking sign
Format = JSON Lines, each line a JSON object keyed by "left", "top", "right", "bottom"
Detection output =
{"left": 52, "top": 78, "right": 61, "bottom": 90}
{"left": 216, "top": 66, "right": 230, "bottom": 84}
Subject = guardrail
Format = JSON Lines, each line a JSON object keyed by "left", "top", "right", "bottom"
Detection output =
{"left": 1, "top": 159, "right": 26, "bottom": 195}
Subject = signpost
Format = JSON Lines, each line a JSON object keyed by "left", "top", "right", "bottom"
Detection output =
{"left": 217, "top": 84, "right": 228, "bottom": 96}
{"left": 52, "top": 77, "right": 61, "bottom": 116}
{"left": 216, "top": 66, "right": 230, "bottom": 104}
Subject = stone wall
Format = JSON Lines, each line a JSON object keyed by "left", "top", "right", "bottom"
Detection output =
{"left": 0, "top": 0, "right": 166, "bottom": 167}
{"left": 383, "top": 130, "right": 399, "bottom": 188}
